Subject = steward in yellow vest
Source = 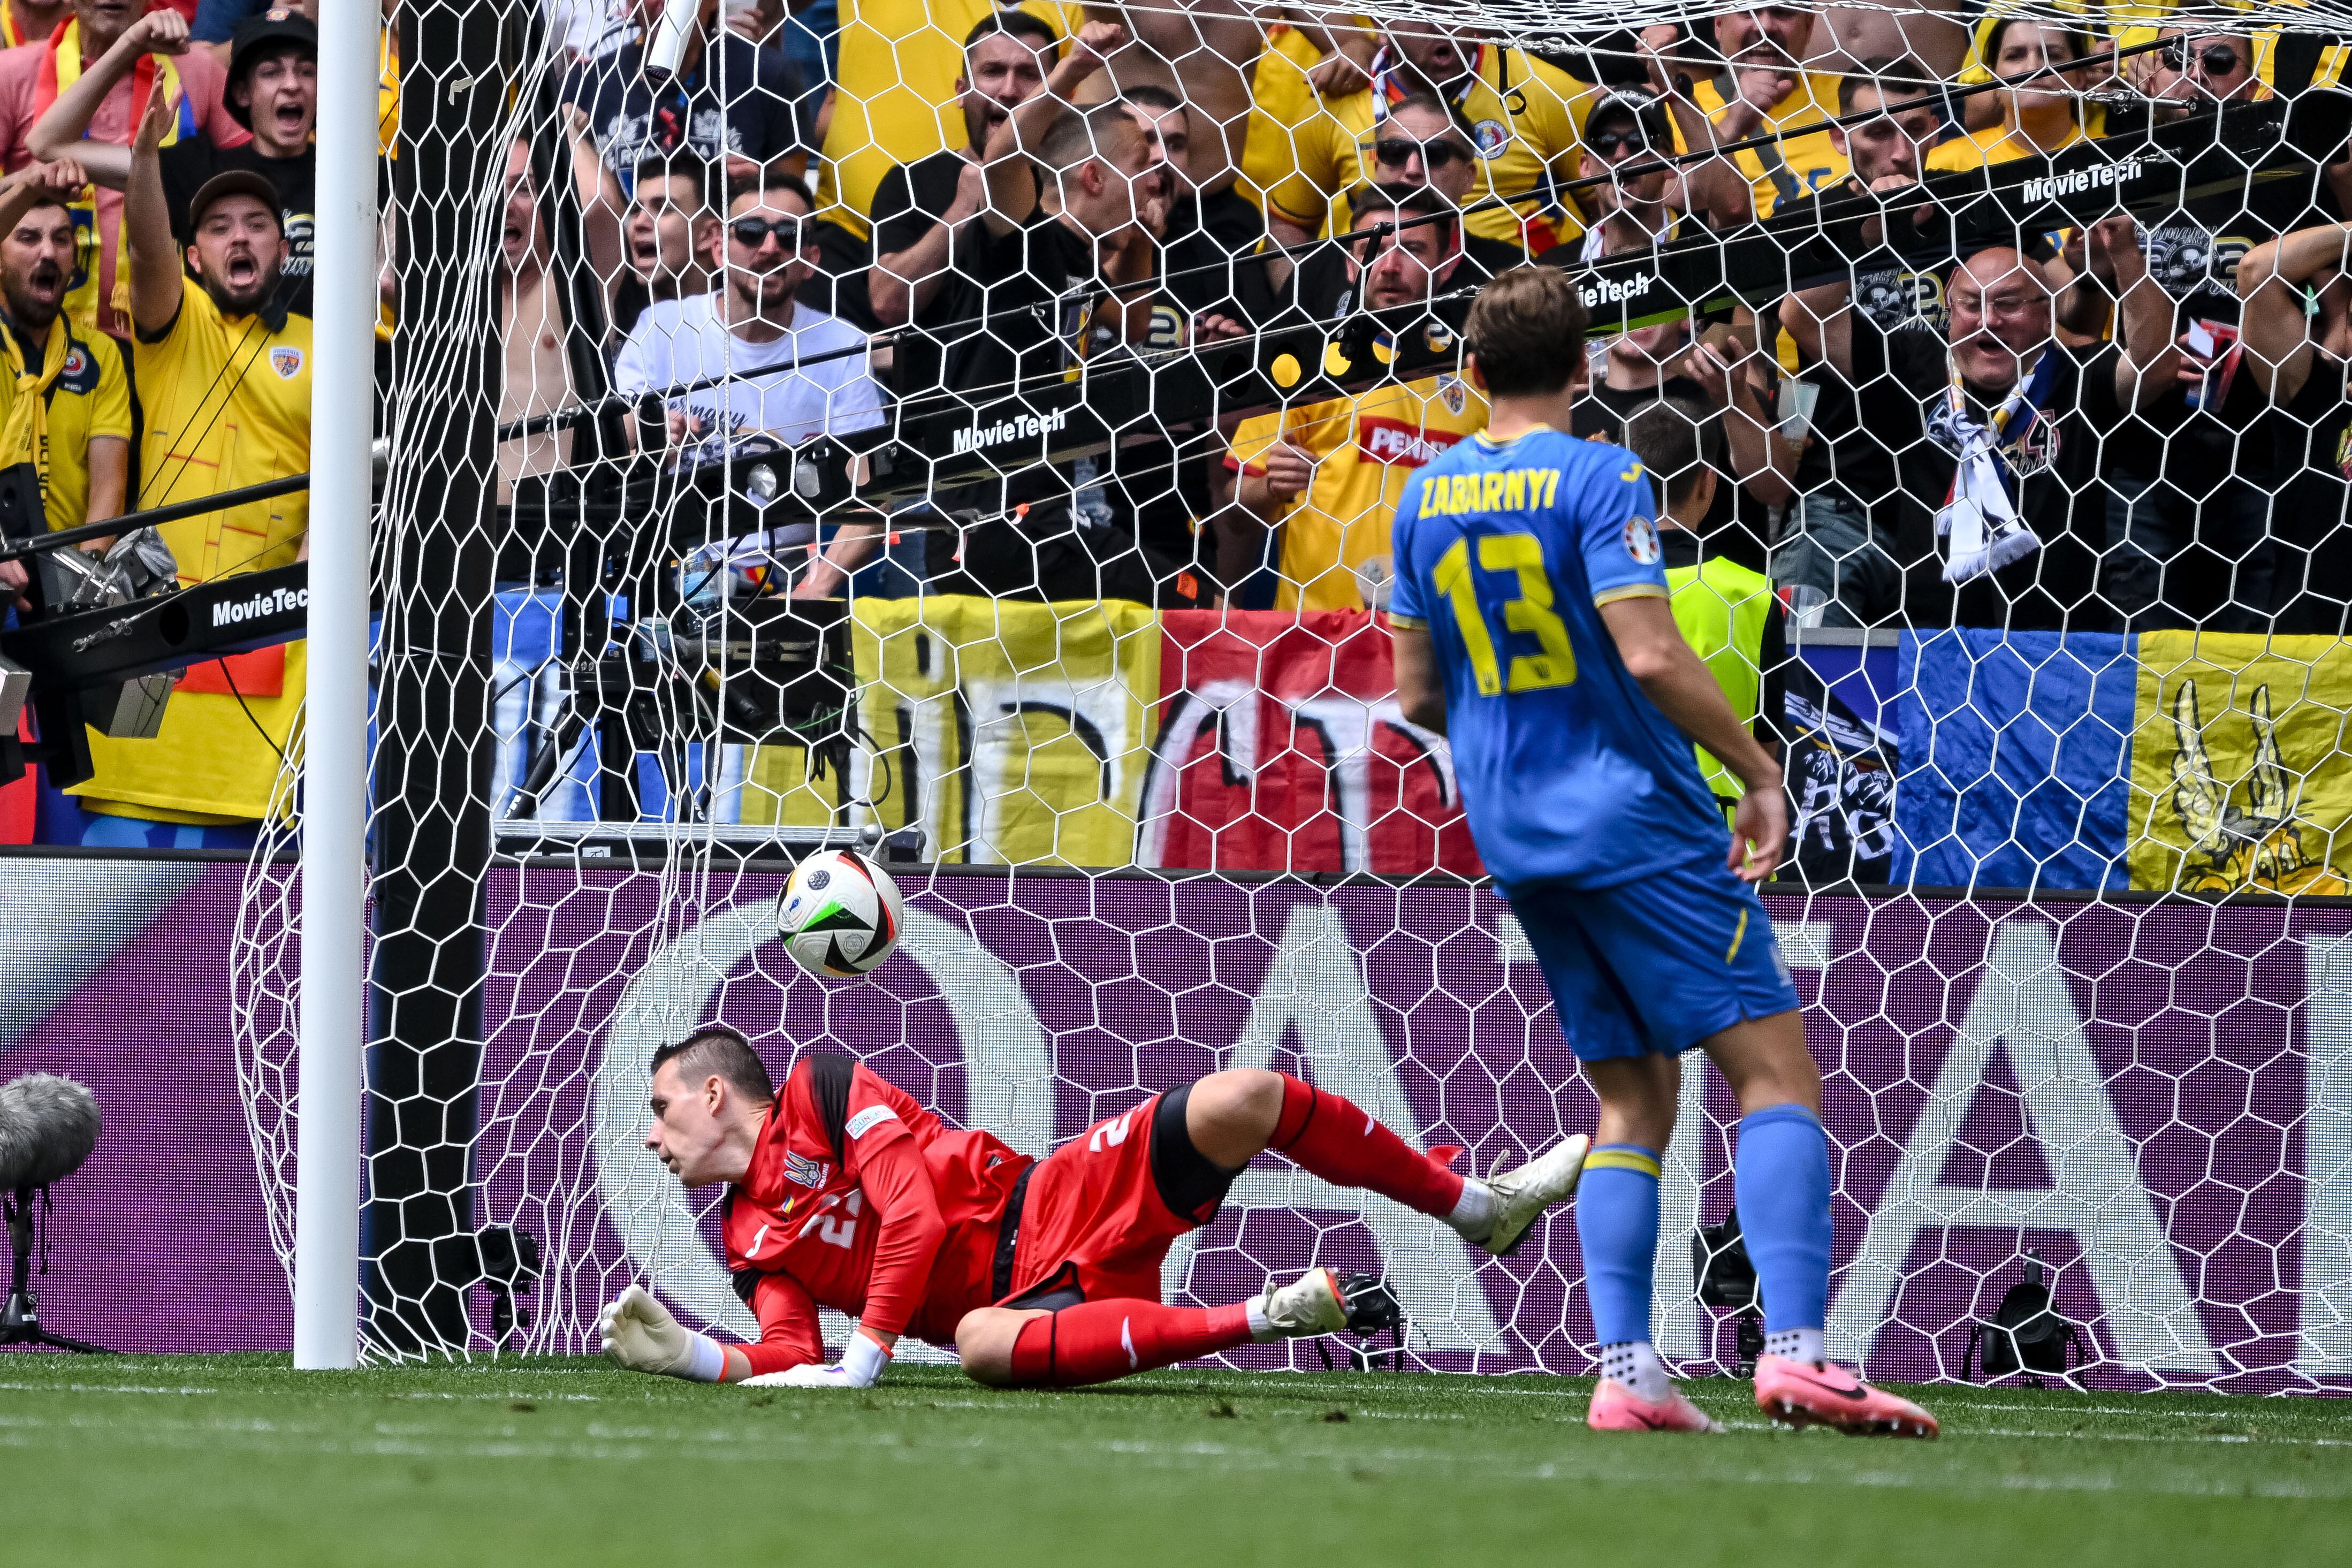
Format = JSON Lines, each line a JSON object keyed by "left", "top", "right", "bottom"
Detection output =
{"left": 1619, "top": 400, "right": 1785, "bottom": 819}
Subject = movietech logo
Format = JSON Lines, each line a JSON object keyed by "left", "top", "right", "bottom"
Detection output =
{"left": 210, "top": 583, "right": 309, "bottom": 629}
{"left": 1579, "top": 271, "right": 1656, "bottom": 309}
{"left": 952, "top": 406, "right": 1071, "bottom": 456}
{"left": 2020, "top": 154, "right": 2148, "bottom": 205}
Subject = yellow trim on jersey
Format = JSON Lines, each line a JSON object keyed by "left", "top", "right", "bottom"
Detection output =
{"left": 1387, "top": 612, "right": 1427, "bottom": 630}
{"left": 1726, "top": 905, "right": 1750, "bottom": 964}
{"left": 1592, "top": 583, "right": 1669, "bottom": 606}
{"left": 1585, "top": 1147, "right": 1663, "bottom": 1178}
{"left": 1474, "top": 422, "right": 1556, "bottom": 447}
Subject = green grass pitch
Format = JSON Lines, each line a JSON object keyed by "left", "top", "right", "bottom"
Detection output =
{"left": 4, "top": 1354, "right": 2348, "bottom": 1565}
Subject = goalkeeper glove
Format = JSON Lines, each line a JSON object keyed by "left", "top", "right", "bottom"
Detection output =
{"left": 742, "top": 1328, "right": 892, "bottom": 1390}
{"left": 598, "top": 1284, "right": 728, "bottom": 1382}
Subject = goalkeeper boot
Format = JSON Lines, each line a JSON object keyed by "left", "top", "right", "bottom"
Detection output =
{"left": 1587, "top": 1377, "right": 1723, "bottom": 1434}
{"left": 1753, "top": 1354, "right": 1939, "bottom": 1439}
{"left": 1254, "top": 1269, "right": 1400, "bottom": 1339}
{"left": 1479, "top": 1133, "right": 1591, "bottom": 1257}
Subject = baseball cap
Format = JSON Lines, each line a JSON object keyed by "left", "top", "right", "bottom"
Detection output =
{"left": 226, "top": 9, "right": 319, "bottom": 130}
{"left": 187, "top": 169, "right": 284, "bottom": 233}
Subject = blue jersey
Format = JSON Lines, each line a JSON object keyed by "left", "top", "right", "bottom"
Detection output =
{"left": 1390, "top": 426, "right": 1728, "bottom": 889}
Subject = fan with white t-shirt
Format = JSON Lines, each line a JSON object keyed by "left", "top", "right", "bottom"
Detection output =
{"left": 612, "top": 294, "right": 887, "bottom": 469}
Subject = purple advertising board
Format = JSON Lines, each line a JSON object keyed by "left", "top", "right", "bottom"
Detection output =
{"left": 5, "top": 858, "right": 2350, "bottom": 1395}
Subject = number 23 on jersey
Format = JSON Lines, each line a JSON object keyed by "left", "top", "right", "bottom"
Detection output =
{"left": 1431, "top": 531, "right": 1579, "bottom": 696}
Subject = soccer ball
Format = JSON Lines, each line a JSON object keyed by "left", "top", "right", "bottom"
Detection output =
{"left": 776, "top": 849, "right": 904, "bottom": 979}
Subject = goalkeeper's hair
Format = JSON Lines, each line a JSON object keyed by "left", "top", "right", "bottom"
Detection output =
{"left": 650, "top": 1023, "right": 776, "bottom": 1103}
{"left": 1464, "top": 266, "right": 1589, "bottom": 397}
{"left": 1623, "top": 393, "right": 1724, "bottom": 512}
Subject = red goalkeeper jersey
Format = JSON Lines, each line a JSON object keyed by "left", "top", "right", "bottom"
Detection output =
{"left": 721, "top": 1057, "right": 1030, "bottom": 1373}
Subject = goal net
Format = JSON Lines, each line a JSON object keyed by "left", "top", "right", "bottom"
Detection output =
{"left": 232, "top": 0, "right": 2352, "bottom": 1391}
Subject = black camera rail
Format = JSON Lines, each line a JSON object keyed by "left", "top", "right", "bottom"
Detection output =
{"left": 1, "top": 561, "right": 311, "bottom": 690}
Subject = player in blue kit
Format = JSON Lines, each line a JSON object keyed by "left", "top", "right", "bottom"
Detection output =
{"left": 1389, "top": 268, "right": 1936, "bottom": 1439}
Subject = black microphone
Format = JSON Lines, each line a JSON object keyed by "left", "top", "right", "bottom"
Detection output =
{"left": 0, "top": 1072, "right": 101, "bottom": 1194}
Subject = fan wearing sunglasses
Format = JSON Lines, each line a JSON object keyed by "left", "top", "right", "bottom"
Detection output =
{"left": 2133, "top": 27, "right": 2260, "bottom": 121}
{"left": 1361, "top": 94, "right": 1531, "bottom": 280}
{"left": 1574, "top": 93, "right": 1683, "bottom": 261}
{"left": 611, "top": 173, "right": 888, "bottom": 592}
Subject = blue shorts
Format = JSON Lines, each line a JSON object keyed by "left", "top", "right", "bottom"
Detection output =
{"left": 1504, "top": 856, "right": 1802, "bottom": 1062}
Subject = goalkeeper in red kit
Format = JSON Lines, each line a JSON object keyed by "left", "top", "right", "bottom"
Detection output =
{"left": 598, "top": 1024, "right": 1588, "bottom": 1388}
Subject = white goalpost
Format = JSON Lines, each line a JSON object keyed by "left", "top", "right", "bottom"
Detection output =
{"left": 290, "top": 0, "right": 386, "bottom": 1371}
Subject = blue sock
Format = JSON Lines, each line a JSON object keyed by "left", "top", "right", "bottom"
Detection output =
{"left": 1735, "top": 1105, "right": 1832, "bottom": 1337}
{"left": 1576, "top": 1145, "right": 1662, "bottom": 1348}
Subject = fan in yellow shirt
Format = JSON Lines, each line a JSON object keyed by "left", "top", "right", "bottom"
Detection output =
{"left": 0, "top": 160, "right": 129, "bottom": 538}
{"left": 1657, "top": 9, "right": 1848, "bottom": 225}
{"left": 1263, "top": 20, "right": 1594, "bottom": 256}
{"left": 1928, "top": 17, "right": 2102, "bottom": 170}
{"left": 72, "top": 96, "right": 311, "bottom": 829}
{"left": 1224, "top": 189, "right": 1488, "bottom": 613}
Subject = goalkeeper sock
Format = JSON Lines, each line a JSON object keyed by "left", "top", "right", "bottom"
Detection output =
{"left": 1734, "top": 1104, "right": 1833, "bottom": 1343}
{"left": 1578, "top": 1144, "right": 1662, "bottom": 1350}
{"left": 1270, "top": 1074, "right": 1465, "bottom": 1221}
{"left": 1006, "top": 1300, "right": 1253, "bottom": 1388}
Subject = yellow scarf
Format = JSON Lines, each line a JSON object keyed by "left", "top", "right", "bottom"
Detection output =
{"left": 0, "top": 319, "right": 73, "bottom": 521}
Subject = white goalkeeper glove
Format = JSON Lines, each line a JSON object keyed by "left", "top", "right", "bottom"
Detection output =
{"left": 741, "top": 1329, "right": 891, "bottom": 1390}
{"left": 598, "top": 1284, "right": 728, "bottom": 1382}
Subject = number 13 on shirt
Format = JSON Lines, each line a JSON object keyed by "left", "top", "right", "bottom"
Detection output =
{"left": 1430, "top": 532, "right": 1579, "bottom": 695}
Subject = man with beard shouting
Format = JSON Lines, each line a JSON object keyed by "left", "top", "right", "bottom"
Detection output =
{"left": 0, "top": 154, "right": 125, "bottom": 612}
{"left": 0, "top": 157, "right": 128, "bottom": 538}
{"left": 66, "top": 89, "right": 309, "bottom": 844}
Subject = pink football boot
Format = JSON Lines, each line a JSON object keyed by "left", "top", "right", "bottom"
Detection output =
{"left": 1753, "top": 1354, "right": 1939, "bottom": 1438}
{"left": 1587, "top": 1377, "right": 1723, "bottom": 1433}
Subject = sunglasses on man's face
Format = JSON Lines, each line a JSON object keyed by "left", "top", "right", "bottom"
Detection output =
{"left": 1373, "top": 136, "right": 1471, "bottom": 170}
{"left": 2161, "top": 40, "right": 2242, "bottom": 76}
{"left": 1587, "top": 127, "right": 1650, "bottom": 159}
{"left": 729, "top": 216, "right": 810, "bottom": 250}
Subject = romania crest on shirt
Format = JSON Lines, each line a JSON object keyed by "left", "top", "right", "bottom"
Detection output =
{"left": 270, "top": 346, "right": 303, "bottom": 379}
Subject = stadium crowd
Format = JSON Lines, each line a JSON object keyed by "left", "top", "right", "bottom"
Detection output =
{"left": 493, "top": 1, "right": 2352, "bottom": 644}
{"left": 8, "top": 0, "right": 2352, "bottom": 846}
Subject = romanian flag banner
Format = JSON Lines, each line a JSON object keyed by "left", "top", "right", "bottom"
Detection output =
{"left": 747, "top": 598, "right": 1484, "bottom": 876}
